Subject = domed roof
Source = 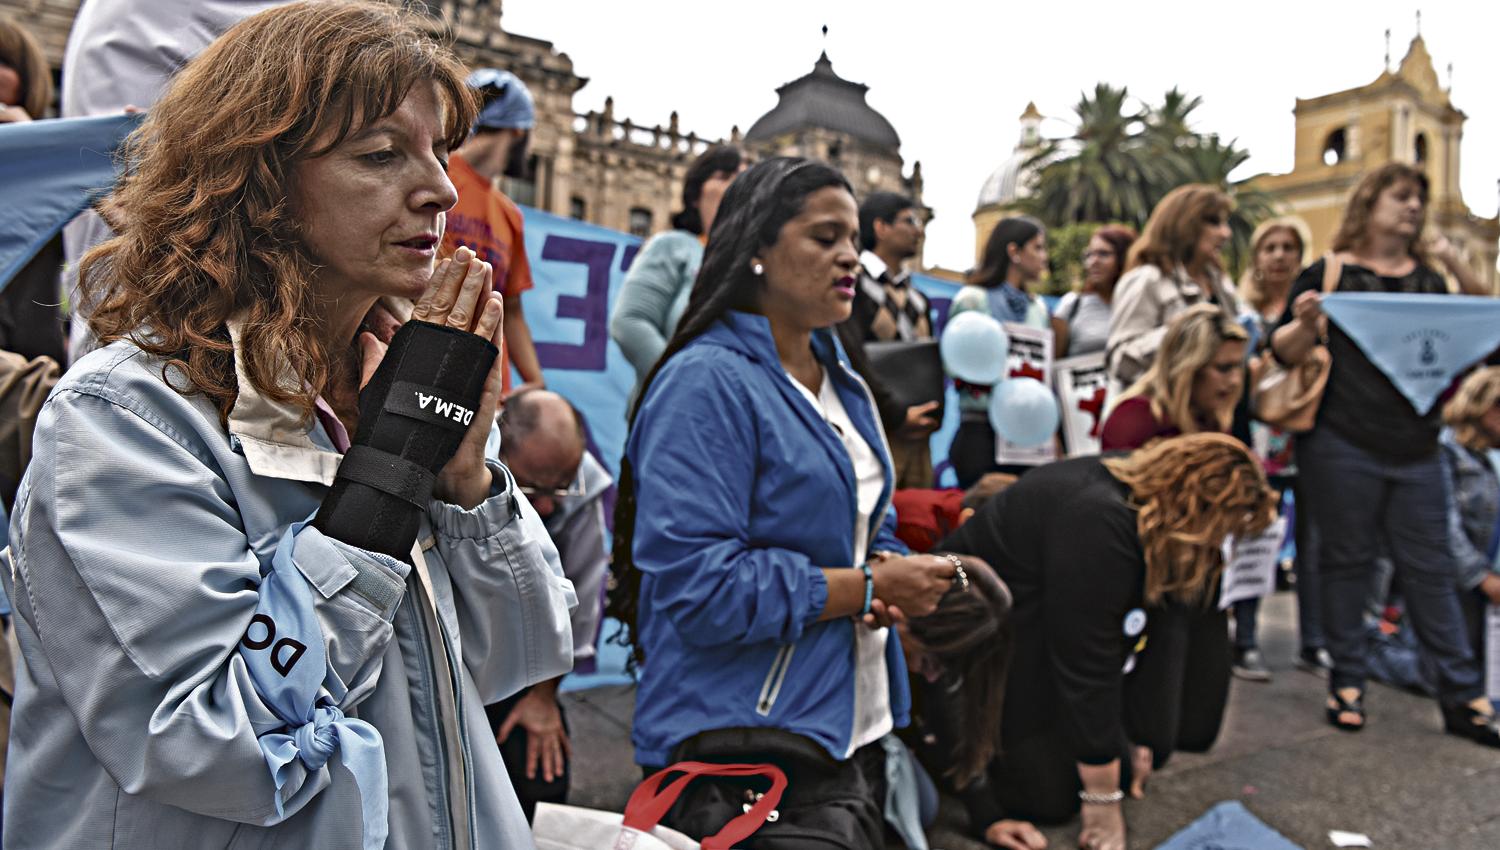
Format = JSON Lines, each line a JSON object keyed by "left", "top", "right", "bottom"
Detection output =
{"left": 977, "top": 102, "right": 1046, "bottom": 210}
{"left": 745, "top": 53, "right": 901, "bottom": 151}
{"left": 977, "top": 150, "right": 1034, "bottom": 210}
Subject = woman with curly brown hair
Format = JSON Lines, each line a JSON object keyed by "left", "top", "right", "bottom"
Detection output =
{"left": 1, "top": 3, "right": 575, "bottom": 847}
{"left": 939, "top": 433, "right": 1277, "bottom": 850}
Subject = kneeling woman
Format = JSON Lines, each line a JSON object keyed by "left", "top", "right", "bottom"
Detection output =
{"left": 612, "top": 157, "right": 956, "bottom": 847}
{"left": 938, "top": 434, "right": 1277, "bottom": 850}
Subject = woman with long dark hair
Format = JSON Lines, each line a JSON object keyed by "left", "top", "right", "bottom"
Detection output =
{"left": 610, "top": 157, "right": 956, "bottom": 847}
{"left": 945, "top": 215, "right": 1052, "bottom": 488}
{"left": 939, "top": 434, "right": 1277, "bottom": 850}
{"left": 1053, "top": 224, "right": 1136, "bottom": 358}
{"left": 610, "top": 145, "right": 744, "bottom": 394}
{"left": 897, "top": 559, "right": 1044, "bottom": 850}
{"left": 1271, "top": 162, "right": 1500, "bottom": 743}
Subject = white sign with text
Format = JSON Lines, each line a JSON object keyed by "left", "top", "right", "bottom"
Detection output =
{"left": 1219, "top": 517, "right": 1288, "bottom": 610}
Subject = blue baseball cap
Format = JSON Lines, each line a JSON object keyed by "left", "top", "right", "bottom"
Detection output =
{"left": 467, "top": 68, "right": 535, "bottom": 131}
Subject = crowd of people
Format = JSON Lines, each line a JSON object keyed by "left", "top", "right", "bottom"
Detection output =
{"left": 1, "top": 2, "right": 1499, "bottom": 850}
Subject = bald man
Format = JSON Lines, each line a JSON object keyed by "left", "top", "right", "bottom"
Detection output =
{"left": 485, "top": 389, "right": 611, "bottom": 820}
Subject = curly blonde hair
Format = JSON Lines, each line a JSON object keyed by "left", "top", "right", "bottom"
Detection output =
{"left": 1444, "top": 367, "right": 1500, "bottom": 452}
{"left": 1115, "top": 303, "right": 1248, "bottom": 434}
{"left": 1103, "top": 433, "right": 1278, "bottom": 606}
{"left": 80, "top": 0, "right": 477, "bottom": 424}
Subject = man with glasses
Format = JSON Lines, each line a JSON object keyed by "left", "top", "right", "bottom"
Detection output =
{"left": 484, "top": 389, "right": 611, "bottom": 820}
{"left": 837, "top": 192, "right": 940, "bottom": 487}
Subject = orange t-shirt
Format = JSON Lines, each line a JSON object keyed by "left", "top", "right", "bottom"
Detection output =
{"left": 442, "top": 152, "right": 535, "bottom": 390}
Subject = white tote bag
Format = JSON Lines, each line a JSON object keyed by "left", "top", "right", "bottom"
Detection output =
{"left": 533, "top": 761, "right": 787, "bottom": 850}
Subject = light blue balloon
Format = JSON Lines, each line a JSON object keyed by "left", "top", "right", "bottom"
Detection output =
{"left": 989, "top": 377, "right": 1059, "bottom": 448}
{"left": 940, "top": 312, "right": 1010, "bottom": 384}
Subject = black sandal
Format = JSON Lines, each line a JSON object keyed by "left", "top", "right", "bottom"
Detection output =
{"left": 1325, "top": 689, "right": 1365, "bottom": 732}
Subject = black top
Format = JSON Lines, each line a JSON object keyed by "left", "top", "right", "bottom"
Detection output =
{"left": 938, "top": 457, "right": 1144, "bottom": 767}
{"left": 1276, "top": 259, "right": 1448, "bottom": 461}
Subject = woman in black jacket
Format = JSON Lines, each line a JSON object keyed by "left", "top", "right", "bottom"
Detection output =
{"left": 936, "top": 434, "right": 1276, "bottom": 850}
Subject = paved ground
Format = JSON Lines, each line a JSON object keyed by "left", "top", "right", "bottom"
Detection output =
{"left": 561, "top": 591, "right": 1500, "bottom": 849}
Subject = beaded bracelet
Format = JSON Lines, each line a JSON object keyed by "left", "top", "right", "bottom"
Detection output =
{"left": 1078, "top": 789, "right": 1125, "bottom": 805}
{"left": 859, "top": 562, "right": 875, "bottom": 616}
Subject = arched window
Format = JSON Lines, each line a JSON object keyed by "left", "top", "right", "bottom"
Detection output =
{"left": 1414, "top": 132, "right": 1429, "bottom": 165}
{"left": 569, "top": 196, "right": 587, "bottom": 220}
{"left": 1322, "top": 128, "right": 1346, "bottom": 166}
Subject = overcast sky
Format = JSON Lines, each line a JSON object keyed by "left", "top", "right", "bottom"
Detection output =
{"left": 503, "top": 0, "right": 1499, "bottom": 272}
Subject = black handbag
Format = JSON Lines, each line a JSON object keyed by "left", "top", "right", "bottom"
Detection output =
{"left": 864, "top": 339, "right": 944, "bottom": 420}
{"left": 662, "top": 728, "right": 886, "bottom": 850}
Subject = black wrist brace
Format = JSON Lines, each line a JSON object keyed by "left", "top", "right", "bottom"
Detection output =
{"left": 313, "top": 321, "right": 498, "bottom": 562}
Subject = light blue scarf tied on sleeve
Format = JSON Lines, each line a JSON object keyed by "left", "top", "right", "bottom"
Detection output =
{"left": 239, "top": 522, "right": 388, "bottom": 849}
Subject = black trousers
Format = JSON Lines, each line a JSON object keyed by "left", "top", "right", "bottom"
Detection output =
{"left": 983, "top": 605, "right": 1228, "bottom": 825}
{"left": 1123, "top": 602, "right": 1232, "bottom": 764}
{"left": 484, "top": 687, "right": 570, "bottom": 822}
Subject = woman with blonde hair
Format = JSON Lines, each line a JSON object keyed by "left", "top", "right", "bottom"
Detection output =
{"left": 1271, "top": 162, "right": 1497, "bottom": 743}
{"left": 1105, "top": 184, "right": 1239, "bottom": 399}
{"left": 1237, "top": 216, "right": 1327, "bottom": 679}
{"left": 2, "top": 3, "right": 576, "bottom": 846}
{"left": 939, "top": 433, "right": 1277, "bottom": 850}
{"left": 1440, "top": 367, "right": 1500, "bottom": 674}
{"left": 1238, "top": 218, "right": 1308, "bottom": 327}
{"left": 1100, "top": 303, "right": 1247, "bottom": 450}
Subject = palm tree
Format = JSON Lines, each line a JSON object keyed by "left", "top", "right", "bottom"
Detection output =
{"left": 1021, "top": 83, "right": 1171, "bottom": 229}
{"left": 1144, "top": 87, "right": 1203, "bottom": 148}
{"left": 1023, "top": 86, "right": 1281, "bottom": 273}
{"left": 1174, "top": 134, "right": 1280, "bottom": 275}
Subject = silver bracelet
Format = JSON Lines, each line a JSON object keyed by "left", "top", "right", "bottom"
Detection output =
{"left": 1078, "top": 789, "right": 1124, "bottom": 805}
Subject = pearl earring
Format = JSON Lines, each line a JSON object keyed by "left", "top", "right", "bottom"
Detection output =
{"left": 752, "top": 262, "right": 764, "bottom": 276}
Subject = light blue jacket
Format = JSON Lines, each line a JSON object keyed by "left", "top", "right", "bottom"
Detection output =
{"left": 608, "top": 229, "right": 702, "bottom": 391}
{"left": 627, "top": 311, "right": 911, "bottom": 766}
{"left": 2, "top": 328, "right": 575, "bottom": 849}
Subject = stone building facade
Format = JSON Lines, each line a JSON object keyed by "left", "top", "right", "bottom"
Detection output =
{"left": 6, "top": 0, "right": 924, "bottom": 256}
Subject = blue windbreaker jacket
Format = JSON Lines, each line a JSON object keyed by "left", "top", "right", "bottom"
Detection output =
{"left": 627, "top": 310, "right": 911, "bottom": 766}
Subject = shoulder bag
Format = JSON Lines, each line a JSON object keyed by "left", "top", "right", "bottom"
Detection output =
{"left": 533, "top": 761, "right": 787, "bottom": 850}
{"left": 1250, "top": 253, "right": 1341, "bottom": 433}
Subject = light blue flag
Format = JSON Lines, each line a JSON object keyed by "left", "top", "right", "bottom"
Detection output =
{"left": 0, "top": 113, "right": 143, "bottom": 291}
{"left": 1155, "top": 800, "right": 1301, "bottom": 850}
{"left": 1321, "top": 293, "right": 1500, "bottom": 415}
{"left": 239, "top": 522, "right": 388, "bottom": 848}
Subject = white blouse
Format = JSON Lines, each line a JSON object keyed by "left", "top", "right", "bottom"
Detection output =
{"left": 786, "top": 366, "right": 893, "bottom": 755}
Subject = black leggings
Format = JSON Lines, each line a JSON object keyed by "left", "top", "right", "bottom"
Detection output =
{"left": 986, "top": 605, "right": 1229, "bottom": 825}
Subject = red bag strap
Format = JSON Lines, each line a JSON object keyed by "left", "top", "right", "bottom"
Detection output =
{"left": 622, "top": 761, "right": 788, "bottom": 850}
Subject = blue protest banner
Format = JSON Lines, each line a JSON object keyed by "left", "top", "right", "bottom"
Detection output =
{"left": 517, "top": 207, "right": 643, "bottom": 480}
{"left": 911, "top": 274, "right": 961, "bottom": 486}
{"left": 0, "top": 113, "right": 143, "bottom": 291}
{"left": 1321, "top": 293, "right": 1500, "bottom": 415}
{"left": 517, "top": 207, "right": 971, "bottom": 485}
